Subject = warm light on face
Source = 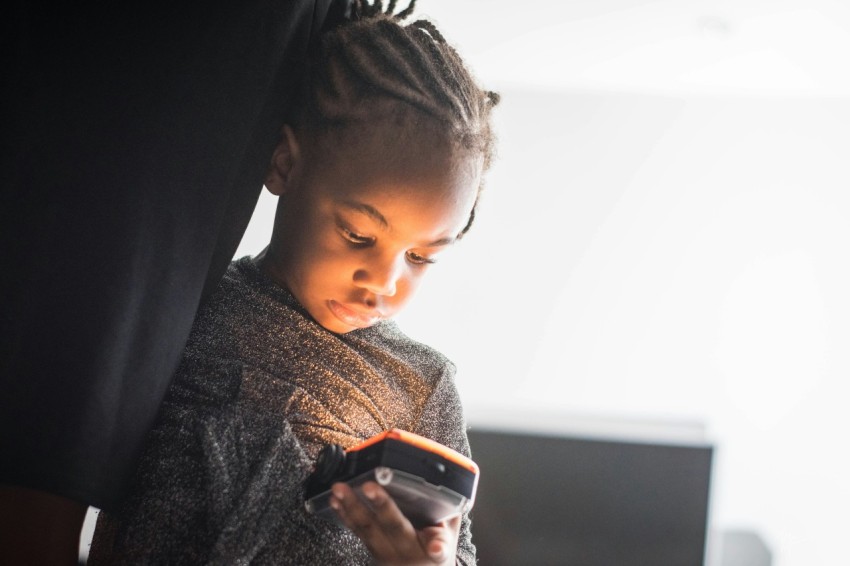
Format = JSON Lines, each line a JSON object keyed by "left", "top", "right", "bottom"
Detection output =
{"left": 261, "top": 139, "right": 482, "bottom": 334}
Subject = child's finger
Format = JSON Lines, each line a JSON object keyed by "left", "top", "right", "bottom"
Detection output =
{"left": 330, "top": 483, "right": 372, "bottom": 532}
{"left": 330, "top": 483, "right": 396, "bottom": 558}
{"left": 416, "top": 524, "right": 454, "bottom": 562}
{"left": 418, "top": 515, "right": 461, "bottom": 563}
{"left": 358, "top": 482, "right": 421, "bottom": 556}
{"left": 360, "top": 485, "right": 459, "bottom": 565}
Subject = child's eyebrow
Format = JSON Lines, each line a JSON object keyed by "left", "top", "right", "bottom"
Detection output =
{"left": 427, "top": 235, "right": 456, "bottom": 247}
{"left": 341, "top": 200, "right": 388, "bottom": 229}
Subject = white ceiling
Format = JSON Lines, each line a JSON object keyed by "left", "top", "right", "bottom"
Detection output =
{"left": 420, "top": 0, "right": 850, "bottom": 96}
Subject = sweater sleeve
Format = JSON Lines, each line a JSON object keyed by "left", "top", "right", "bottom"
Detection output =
{"left": 89, "top": 362, "right": 317, "bottom": 564}
{"left": 90, "top": 358, "right": 375, "bottom": 565}
{"left": 413, "top": 362, "right": 477, "bottom": 566}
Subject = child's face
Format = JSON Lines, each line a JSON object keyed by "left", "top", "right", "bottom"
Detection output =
{"left": 262, "top": 127, "right": 481, "bottom": 334}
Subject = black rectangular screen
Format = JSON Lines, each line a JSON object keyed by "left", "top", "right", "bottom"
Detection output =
{"left": 467, "top": 428, "right": 713, "bottom": 566}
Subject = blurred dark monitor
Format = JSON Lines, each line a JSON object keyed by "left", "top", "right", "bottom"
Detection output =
{"left": 467, "top": 428, "right": 713, "bottom": 566}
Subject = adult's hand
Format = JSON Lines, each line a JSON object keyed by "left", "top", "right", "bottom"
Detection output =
{"left": 330, "top": 481, "right": 460, "bottom": 566}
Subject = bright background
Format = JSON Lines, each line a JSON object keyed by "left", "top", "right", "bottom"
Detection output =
{"left": 234, "top": 1, "right": 850, "bottom": 564}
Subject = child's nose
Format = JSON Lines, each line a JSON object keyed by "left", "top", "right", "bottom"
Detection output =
{"left": 355, "top": 254, "right": 402, "bottom": 297}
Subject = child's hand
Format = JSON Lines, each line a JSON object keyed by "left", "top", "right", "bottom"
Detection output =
{"left": 329, "top": 481, "right": 460, "bottom": 566}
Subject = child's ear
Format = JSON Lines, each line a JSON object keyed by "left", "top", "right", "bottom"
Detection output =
{"left": 264, "top": 125, "right": 301, "bottom": 196}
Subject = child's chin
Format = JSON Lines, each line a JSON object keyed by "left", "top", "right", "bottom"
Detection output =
{"left": 315, "top": 313, "right": 369, "bottom": 334}
{"left": 330, "top": 321, "right": 376, "bottom": 334}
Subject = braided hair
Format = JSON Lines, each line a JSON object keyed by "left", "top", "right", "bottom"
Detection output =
{"left": 288, "top": 0, "right": 499, "bottom": 235}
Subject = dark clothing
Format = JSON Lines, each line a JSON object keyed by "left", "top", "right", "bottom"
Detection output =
{"left": 1, "top": 0, "right": 336, "bottom": 510}
{"left": 88, "top": 257, "right": 476, "bottom": 564}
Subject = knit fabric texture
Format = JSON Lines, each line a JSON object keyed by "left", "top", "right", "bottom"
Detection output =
{"left": 88, "top": 256, "right": 476, "bottom": 565}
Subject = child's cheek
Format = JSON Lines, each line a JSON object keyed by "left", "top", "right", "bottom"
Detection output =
{"left": 315, "top": 236, "right": 359, "bottom": 280}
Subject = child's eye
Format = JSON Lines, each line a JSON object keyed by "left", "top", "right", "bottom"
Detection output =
{"left": 339, "top": 226, "right": 375, "bottom": 246}
{"left": 406, "top": 251, "right": 436, "bottom": 265}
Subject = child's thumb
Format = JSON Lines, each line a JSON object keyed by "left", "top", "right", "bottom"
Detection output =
{"left": 427, "top": 539, "right": 447, "bottom": 561}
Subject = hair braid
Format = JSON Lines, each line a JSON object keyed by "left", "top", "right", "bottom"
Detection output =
{"left": 392, "top": 0, "right": 417, "bottom": 21}
{"left": 406, "top": 21, "right": 471, "bottom": 122}
{"left": 408, "top": 18, "right": 446, "bottom": 44}
{"left": 290, "top": 0, "right": 498, "bottom": 233}
{"left": 339, "top": 22, "right": 444, "bottom": 117}
{"left": 352, "top": 0, "right": 417, "bottom": 21}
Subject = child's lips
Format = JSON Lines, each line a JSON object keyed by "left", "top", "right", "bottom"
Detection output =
{"left": 327, "top": 300, "right": 383, "bottom": 328}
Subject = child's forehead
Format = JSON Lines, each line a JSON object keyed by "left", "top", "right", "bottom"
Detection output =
{"left": 308, "top": 121, "right": 475, "bottom": 180}
{"left": 317, "top": 151, "right": 480, "bottom": 204}
{"left": 308, "top": 139, "right": 481, "bottom": 229}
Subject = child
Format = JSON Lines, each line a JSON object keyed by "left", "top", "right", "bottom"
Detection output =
{"left": 88, "top": 1, "right": 497, "bottom": 564}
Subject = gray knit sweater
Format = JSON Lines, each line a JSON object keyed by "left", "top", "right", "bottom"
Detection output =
{"left": 89, "top": 257, "right": 476, "bottom": 565}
